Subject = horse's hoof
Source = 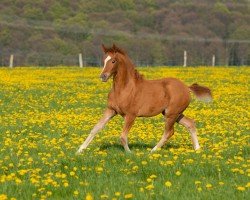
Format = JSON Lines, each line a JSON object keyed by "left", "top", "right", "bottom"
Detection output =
{"left": 125, "top": 149, "right": 132, "bottom": 153}
{"left": 150, "top": 146, "right": 158, "bottom": 153}
{"left": 194, "top": 146, "right": 201, "bottom": 151}
{"left": 75, "top": 150, "right": 83, "bottom": 155}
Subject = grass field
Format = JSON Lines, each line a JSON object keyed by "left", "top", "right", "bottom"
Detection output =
{"left": 0, "top": 67, "right": 249, "bottom": 200}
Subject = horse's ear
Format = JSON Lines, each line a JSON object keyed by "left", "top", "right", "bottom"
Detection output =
{"left": 101, "top": 44, "right": 107, "bottom": 53}
{"left": 112, "top": 43, "right": 117, "bottom": 52}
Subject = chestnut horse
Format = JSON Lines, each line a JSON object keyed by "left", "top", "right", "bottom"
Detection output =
{"left": 76, "top": 44, "right": 212, "bottom": 154}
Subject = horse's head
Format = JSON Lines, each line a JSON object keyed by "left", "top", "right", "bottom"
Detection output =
{"left": 100, "top": 44, "right": 121, "bottom": 82}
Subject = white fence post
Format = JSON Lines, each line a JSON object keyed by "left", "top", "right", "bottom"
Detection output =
{"left": 9, "top": 54, "right": 14, "bottom": 68}
{"left": 212, "top": 55, "right": 215, "bottom": 66}
{"left": 79, "top": 53, "right": 83, "bottom": 68}
{"left": 183, "top": 51, "right": 187, "bottom": 67}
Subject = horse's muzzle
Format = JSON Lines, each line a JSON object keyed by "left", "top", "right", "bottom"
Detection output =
{"left": 100, "top": 73, "right": 108, "bottom": 82}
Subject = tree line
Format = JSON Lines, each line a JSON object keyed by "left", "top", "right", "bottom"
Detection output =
{"left": 0, "top": 0, "right": 249, "bottom": 66}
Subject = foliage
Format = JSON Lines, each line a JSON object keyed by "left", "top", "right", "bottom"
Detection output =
{"left": 0, "top": 0, "right": 249, "bottom": 66}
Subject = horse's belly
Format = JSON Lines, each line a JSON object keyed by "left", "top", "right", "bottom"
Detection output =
{"left": 137, "top": 103, "right": 167, "bottom": 117}
{"left": 138, "top": 110, "right": 163, "bottom": 117}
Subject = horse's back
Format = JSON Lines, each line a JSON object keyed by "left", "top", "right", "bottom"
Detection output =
{"left": 145, "top": 77, "right": 189, "bottom": 95}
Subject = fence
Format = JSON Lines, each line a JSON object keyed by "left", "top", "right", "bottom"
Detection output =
{"left": 0, "top": 15, "right": 250, "bottom": 67}
{"left": 1, "top": 42, "right": 249, "bottom": 67}
{"left": 2, "top": 51, "right": 229, "bottom": 68}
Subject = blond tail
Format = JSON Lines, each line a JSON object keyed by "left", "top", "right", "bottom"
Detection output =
{"left": 189, "top": 83, "right": 212, "bottom": 102}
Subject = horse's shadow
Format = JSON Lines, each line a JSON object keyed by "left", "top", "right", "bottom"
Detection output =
{"left": 99, "top": 142, "right": 180, "bottom": 151}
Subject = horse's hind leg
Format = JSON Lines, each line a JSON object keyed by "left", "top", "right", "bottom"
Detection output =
{"left": 76, "top": 108, "right": 116, "bottom": 154}
{"left": 178, "top": 115, "right": 200, "bottom": 150}
{"left": 151, "top": 114, "right": 177, "bottom": 152}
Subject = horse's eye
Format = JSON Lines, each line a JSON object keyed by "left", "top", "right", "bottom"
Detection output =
{"left": 112, "top": 60, "right": 116, "bottom": 63}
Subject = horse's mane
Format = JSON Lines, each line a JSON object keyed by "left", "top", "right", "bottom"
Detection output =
{"left": 103, "top": 45, "right": 126, "bottom": 55}
{"left": 134, "top": 69, "right": 144, "bottom": 81}
{"left": 103, "top": 44, "right": 144, "bottom": 81}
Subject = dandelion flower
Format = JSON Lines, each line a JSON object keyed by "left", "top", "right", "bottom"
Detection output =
{"left": 150, "top": 174, "right": 157, "bottom": 179}
{"left": 165, "top": 181, "right": 172, "bottom": 187}
{"left": 115, "top": 192, "right": 121, "bottom": 196}
{"left": 124, "top": 193, "right": 133, "bottom": 199}
{"left": 195, "top": 181, "right": 201, "bottom": 185}
{"left": 175, "top": 171, "right": 181, "bottom": 176}
{"left": 86, "top": 193, "right": 93, "bottom": 200}
{"left": 206, "top": 184, "right": 212, "bottom": 189}
{"left": 237, "top": 186, "right": 246, "bottom": 191}
{"left": 74, "top": 191, "right": 79, "bottom": 196}
{"left": 0, "top": 194, "right": 8, "bottom": 200}
{"left": 69, "top": 171, "right": 75, "bottom": 176}
{"left": 145, "top": 184, "right": 154, "bottom": 190}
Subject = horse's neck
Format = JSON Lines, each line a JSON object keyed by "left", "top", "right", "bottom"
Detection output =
{"left": 113, "top": 59, "right": 136, "bottom": 92}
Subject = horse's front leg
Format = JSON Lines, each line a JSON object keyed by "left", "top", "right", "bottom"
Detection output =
{"left": 76, "top": 108, "right": 116, "bottom": 154}
{"left": 120, "top": 115, "right": 136, "bottom": 152}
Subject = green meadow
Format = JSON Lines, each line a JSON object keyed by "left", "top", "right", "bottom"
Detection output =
{"left": 0, "top": 67, "right": 249, "bottom": 200}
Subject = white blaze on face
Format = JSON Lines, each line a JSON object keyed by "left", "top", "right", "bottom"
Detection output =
{"left": 101, "top": 55, "right": 112, "bottom": 73}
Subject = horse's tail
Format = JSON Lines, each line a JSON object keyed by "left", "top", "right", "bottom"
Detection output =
{"left": 189, "top": 83, "right": 212, "bottom": 102}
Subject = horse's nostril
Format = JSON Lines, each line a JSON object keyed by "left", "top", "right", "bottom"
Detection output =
{"left": 100, "top": 74, "right": 106, "bottom": 79}
{"left": 100, "top": 74, "right": 108, "bottom": 81}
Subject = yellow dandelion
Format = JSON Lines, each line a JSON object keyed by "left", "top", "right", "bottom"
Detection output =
{"left": 141, "top": 161, "right": 147, "bottom": 165}
{"left": 152, "top": 153, "right": 161, "bottom": 158}
{"left": 237, "top": 186, "right": 246, "bottom": 191}
{"left": 96, "top": 167, "right": 103, "bottom": 173}
{"left": 47, "top": 191, "right": 52, "bottom": 196}
{"left": 150, "top": 174, "right": 157, "bottom": 179}
{"left": 15, "top": 178, "right": 22, "bottom": 184}
{"left": 115, "top": 192, "right": 121, "bottom": 196}
{"left": 145, "top": 184, "right": 154, "bottom": 190}
{"left": 63, "top": 182, "right": 69, "bottom": 187}
{"left": 0, "top": 194, "right": 8, "bottom": 200}
{"left": 147, "top": 178, "right": 152, "bottom": 183}
{"left": 100, "top": 194, "right": 108, "bottom": 199}
{"left": 195, "top": 181, "right": 201, "bottom": 185}
{"left": 61, "top": 173, "right": 67, "bottom": 178}
{"left": 175, "top": 171, "right": 181, "bottom": 176}
{"left": 165, "top": 181, "right": 172, "bottom": 187}
{"left": 124, "top": 193, "right": 133, "bottom": 199}
{"left": 85, "top": 193, "right": 93, "bottom": 200}
{"left": 206, "top": 183, "right": 212, "bottom": 189}
{"left": 166, "top": 161, "right": 173, "bottom": 165}
{"left": 69, "top": 171, "right": 75, "bottom": 176}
